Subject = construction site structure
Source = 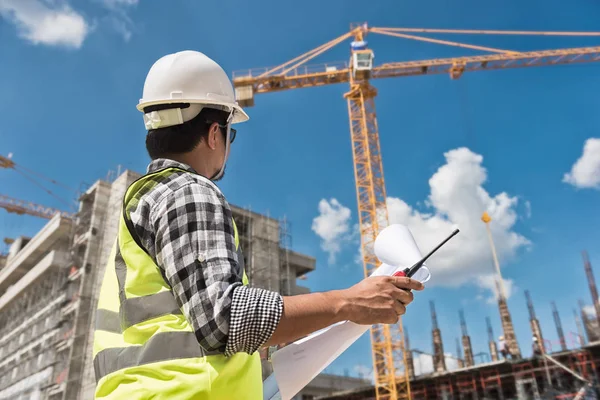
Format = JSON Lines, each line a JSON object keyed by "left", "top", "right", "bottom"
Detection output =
{"left": 319, "top": 252, "right": 600, "bottom": 400}
{"left": 459, "top": 309, "right": 474, "bottom": 368}
{"left": 481, "top": 212, "right": 521, "bottom": 360}
{"left": 552, "top": 301, "right": 568, "bottom": 352}
{"left": 0, "top": 168, "right": 324, "bottom": 400}
{"left": 581, "top": 299, "right": 600, "bottom": 344}
{"left": 525, "top": 290, "right": 546, "bottom": 354}
{"left": 583, "top": 250, "right": 600, "bottom": 329}
{"left": 486, "top": 316, "right": 499, "bottom": 362}
{"left": 574, "top": 308, "right": 587, "bottom": 347}
{"left": 455, "top": 338, "right": 464, "bottom": 369}
{"left": 430, "top": 301, "right": 446, "bottom": 373}
{"left": 234, "top": 206, "right": 313, "bottom": 298}
{"left": 321, "top": 343, "right": 600, "bottom": 400}
{"left": 311, "top": 249, "right": 600, "bottom": 399}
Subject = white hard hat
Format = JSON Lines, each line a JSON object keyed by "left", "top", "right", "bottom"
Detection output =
{"left": 137, "top": 50, "right": 249, "bottom": 130}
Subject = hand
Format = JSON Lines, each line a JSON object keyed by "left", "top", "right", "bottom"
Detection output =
{"left": 339, "top": 276, "right": 424, "bottom": 325}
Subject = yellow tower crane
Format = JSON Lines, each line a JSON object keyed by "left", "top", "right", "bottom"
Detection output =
{"left": 0, "top": 193, "right": 74, "bottom": 220}
{"left": 231, "top": 24, "right": 600, "bottom": 400}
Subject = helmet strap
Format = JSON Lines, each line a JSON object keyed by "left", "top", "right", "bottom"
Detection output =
{"left": 210, "top": 110, "right": 234, "bottom": 181}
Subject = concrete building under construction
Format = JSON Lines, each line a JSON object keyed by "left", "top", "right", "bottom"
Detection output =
{"left": 0, "top": 169, "right": 329, "bottom": 400}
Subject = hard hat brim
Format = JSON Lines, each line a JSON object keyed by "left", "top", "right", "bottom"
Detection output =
{"left": 231, "top": 104, "right": 249, "bottom": 124}
{"left": 137, "top": 99, "right": 249, "bottom": 124}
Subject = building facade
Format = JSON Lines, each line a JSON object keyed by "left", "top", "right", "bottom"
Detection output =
{"left": 0, "top": 169, "right": 318, "bottom": 400}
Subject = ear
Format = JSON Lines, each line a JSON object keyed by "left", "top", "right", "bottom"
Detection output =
{"left": 207, "top": 122, "right": 220, "bottom": 150}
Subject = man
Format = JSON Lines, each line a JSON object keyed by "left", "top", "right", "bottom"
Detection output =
{"left": 92, "top": 50, "right": 423, "bottom": 399}
{"left": 532, "top": 336, "right": 542, "bottom": 357}
{"left": 498, "top": 335, "right": 510, "bottom": 360}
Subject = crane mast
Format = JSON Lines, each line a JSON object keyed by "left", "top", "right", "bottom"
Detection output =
{"left": 344, "top": 27, "right": 410, "bottom": 400}
{"left": 345, "top": 26, "right": 409, "bottom": 399}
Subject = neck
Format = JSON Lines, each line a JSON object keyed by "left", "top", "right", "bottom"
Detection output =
{"left": 169, "top": 152, "right": 213, "bottom": 180}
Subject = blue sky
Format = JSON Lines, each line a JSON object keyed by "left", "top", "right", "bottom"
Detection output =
{"left": 2, "top": 0, "right": 600, "bottom": 380}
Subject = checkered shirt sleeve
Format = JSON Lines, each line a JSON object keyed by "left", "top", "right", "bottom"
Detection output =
{"left": 152, "top": 181, "right": 283, "bottom": 355}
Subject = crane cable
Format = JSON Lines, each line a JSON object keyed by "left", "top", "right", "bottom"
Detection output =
{"left": 1, "top": 154, "right": 75, "bottom": 209}
{"left": 458, "top": 78, "right": 477, "bottom": 148}
{"left": 13, "top": 169, "right": 72, "bottom": 208}
{"left": 16, "top": 162, "right": 76, "bottom": 193}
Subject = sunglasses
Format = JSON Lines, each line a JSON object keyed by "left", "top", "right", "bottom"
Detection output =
{"left": 228, "top": 127, "right": 237, "bottom": 144}
{"left": 208, "top": 121, "right": 236, "bottom": 144}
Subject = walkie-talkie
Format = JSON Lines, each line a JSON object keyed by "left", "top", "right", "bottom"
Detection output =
{"left": 393, "top": 228, "right": 460, "bottom": 279}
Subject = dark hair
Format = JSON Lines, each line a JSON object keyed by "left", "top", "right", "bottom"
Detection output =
{"left": 145, "top": 106, "right": 230, "bottom": 160}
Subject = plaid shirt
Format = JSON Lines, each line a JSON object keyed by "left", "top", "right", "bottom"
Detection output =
{"left": 128, "top": 158, "right": 283, "bottom": 356}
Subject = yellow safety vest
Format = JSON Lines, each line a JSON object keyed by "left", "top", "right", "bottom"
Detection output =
{"left": 93, "top": 167, "right": 262, "bottom": 399}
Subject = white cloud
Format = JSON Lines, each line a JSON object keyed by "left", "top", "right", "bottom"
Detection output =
{"left": 583, "top": 299, "right": 599, "bottom": 318}
{"left": 93, "top": 0, "right": 137, "bottom": 41}
{"left": 563, "top": 138, "right": 600, "bottom": 189}
{"left": 412, "top": 353, "right": 460, "bottom": 376}
{"left": 353, "top": 364, "right": 374, "bottom": 382}
{"left": 103, "top": 0, "right": 138, "bottom": 7}
{"left": 0, "top": 0, "right": 90, "bottom": 49}
{"left": 316, "top": 147, "right": 530, "bottom": 295}
{"left": 584, "top": 304, "right": 595, "bottom": 317}
{"left": 386, "top": 147, "right": 529, "bottom": 291}
{"left": 525, "top": 201, "right": 532, "bottom": 219}
{"left": 107, "top": 12, "right": 133, "bottom": 41}
{"left": 445, "top": 354, "right": 460, "bottom": 371}
{"left": 312, "top": 199, "right": 352, "bottom": 264}
{"left": 476, "top": 275, "right": 516, "bottom": 304}
{"left": 0, "top": 0, "right": 142, "bottom": 47}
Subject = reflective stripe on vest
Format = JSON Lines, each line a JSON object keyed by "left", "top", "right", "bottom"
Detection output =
{"left": 92, "top": 167, "right": 261, "bottom": 399}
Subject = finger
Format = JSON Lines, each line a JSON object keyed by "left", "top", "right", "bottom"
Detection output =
{"left": 390, "top": 276, "right": 424, "bottom": 291}
{"left": 391, "top": 288, "right": 414, "bottom": 305}
{"left": 393, "top": 302, "right": 406, "bottom": 316}
{"left": 386, "top": 313, "right": 400, "bottom": 325}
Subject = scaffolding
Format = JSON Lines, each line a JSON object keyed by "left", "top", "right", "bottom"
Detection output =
{"left": 456, "top": 372, "right": 478, "bottom": 400}
{"left": 479, "top": 366, "right": 503, "bottom": 400}
{"left": 279, "top": 215, "right": 293, "bottom": 296}
{"left": 0, "top": 221, "right": 72, "bottom": 400}
{"left": 460, "top": 309, "right": 474, "bottom": 368}
{"left": 456, "top": 338, "right": 465, "bottom": 369}
{"left": 486, "top": 317, "right": 499, "bottom": 363}
{"left": 409, "top": 381, "right": 428, "bottom": 400}
{"left": 237, "top": 207, "right": 282, "bottom": 293}
{"left": 569, "top": 350, "right": 598, "bottom": 385}
{"left": 435, "top": 376, "right": 454, "bottom": 400}
{"left": 0, "top": 274, "right": 66, "bottom": 398}
{"left": 46, "top": 189, "right": 96, "bottom": 400}
{"left": 430, "top": 301, "right": 446, "bottom": 373}
{"left": 553, "top": 301, "right": 568, "bottom": 352}
{"left": 512, "top": 360, "right": 541, "bottom": 400}
{"left": 236, "top": 205, "right": 253, "bottom": 284}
